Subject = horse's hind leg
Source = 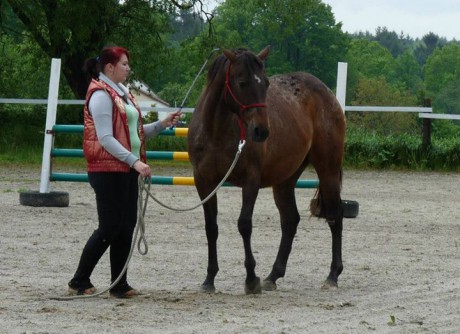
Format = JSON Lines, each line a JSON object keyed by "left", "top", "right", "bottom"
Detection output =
{"left": 313, "top": 170, "right": 344, "bottom": 289}
{"left": 325, "top": 213, "right": 343, "bottom": 289}
{"left": 263, "top": 178, "right": 300, "bottom": 291}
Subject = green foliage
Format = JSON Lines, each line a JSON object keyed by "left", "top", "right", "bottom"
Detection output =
{"left": 0, "top": 123, "right": 44, "bottom": 164}
{"left": 2, "top": 0, "right": 460, "bottom": 172}
{"left": 432, "top": 119, "right": 460, "bottom": 139}
{"left": 414, "top": 32, "right": 447, "bottom": 66}
{"left": 422, "top": 42, "right": 460, "bottom": 119}
{"left": 3, "top": 0, "right": 177, "bottom": 98}
{"left": 345, "top": 39, "right": 396, "bottom": 102}
{"left": 113, "top": 1, "right": 173, "bottom": 92}
{"left": 372, "top": 27, "right": 411, "bottom": 57}
{"left": 142, "top": 112, "right": 188, "bottom": 152}
{"left": 208, "top": 0, "right": 348, "bottom": 87}
{"left": 345, "top": 127, "right": 460, "bottom": 171}
{"left": 145, "top": 136, "right": 187, "bottom": 152}
{"left": 392, "top": 51, "right": 423, "bottom": 93}
{"left": 348, "top": 77, "right": 419, "bottom": 135}
{"left": 434, "top": 80, "right": 460, "bottom": 116}
{"left": 424, "top": 43, "right": 460, "bottom": 97}
{"left": 0, "top": 33, "right": 72, "bottom": 99}
{"left": 388, "top": 315, "right": 396, "bottom": 326}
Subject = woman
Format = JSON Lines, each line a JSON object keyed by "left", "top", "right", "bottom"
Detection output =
{"left": 68, "top": 46, "right": 182, "bottom": 298}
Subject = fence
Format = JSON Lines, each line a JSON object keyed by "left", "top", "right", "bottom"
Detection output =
{"left": 2, "top": 59, "right": 459, "bottom": 201}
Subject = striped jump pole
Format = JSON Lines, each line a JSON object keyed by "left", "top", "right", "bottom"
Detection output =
{"left": 50, "top": 172, "right": 319, "bottom": 188}
{"left": 51, "top": 148, "right": 190, "bottom": 161}
{"left": 51, "top": 124, "right": 188, "bottom": 137}
{"left": 49, "top": 124, "right": 319, "bottom": 189}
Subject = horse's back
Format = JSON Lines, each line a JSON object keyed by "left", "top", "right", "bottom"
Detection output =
{"left": 264, "top": 72, "right": 345, "bottom": 171}
{"left": 268, "top": 72, "right": 343, "bottom": 124}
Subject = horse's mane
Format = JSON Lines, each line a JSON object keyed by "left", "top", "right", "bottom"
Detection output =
{"left": 207, "top": 54, "right": 227, "bottom": 83}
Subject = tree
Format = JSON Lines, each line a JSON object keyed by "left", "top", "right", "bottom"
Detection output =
{"left": 373, "top": 26, "right": 414, "bottom": 58}
{"left": 2, "top": 0, "right": 212, "bottom": 99}
{"left": 424, "top": 43, "right": 460, "bottom": 115}
{"left": 392, "top": 51, "right": 423, "bottom": 94}
{"left": 169, "top": 9, "right": 206, "bottom": 45}
{"left": 349, "top": 77, "right": 419, "bottom": 135}
{"left": 413, "top": 32, "right": 447, "bottom": 66}
{"left": 209, "top": 0, "right": 348, "bottom": 88}
{"left": 344, "top": 39, "right": 396, "bottom": 103}
{"left": 424, "top": 43, "right": 460, "bottom": 96}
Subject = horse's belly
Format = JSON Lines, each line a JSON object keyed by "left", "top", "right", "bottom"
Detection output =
{"left": 259, "top": 137, "right": 309, "bottom": 186}
{"left": 260, "top": 156, "right": 306, "bottom": 187}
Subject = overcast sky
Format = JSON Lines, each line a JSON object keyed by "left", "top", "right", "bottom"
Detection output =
{"left": 322, "top": 0, "right": 460, "bottom": 40}
{"left": 207, "top": 1, "right": 459, "bottom": 40}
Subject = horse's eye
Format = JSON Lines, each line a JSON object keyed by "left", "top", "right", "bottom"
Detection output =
{"left": 238, "top": 81, "right": 248, "bottom": 88}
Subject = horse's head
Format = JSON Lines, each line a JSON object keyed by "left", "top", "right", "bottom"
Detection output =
{"left": 222, "top": 46, "right": 270, "bottom": 142}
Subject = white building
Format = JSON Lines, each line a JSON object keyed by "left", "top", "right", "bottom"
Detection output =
{"left": 128, "top": 80, "right": 170, "bottom": 119}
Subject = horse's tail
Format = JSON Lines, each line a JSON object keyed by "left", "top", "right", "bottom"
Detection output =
{"left": 309, "top": 168, "right": 343, "bottom": 219}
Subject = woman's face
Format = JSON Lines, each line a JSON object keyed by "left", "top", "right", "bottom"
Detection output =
{"left": 106, "top": 54, "right": 130, "bottom": 84}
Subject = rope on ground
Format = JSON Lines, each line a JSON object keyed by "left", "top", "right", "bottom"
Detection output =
{"left": 49, "top": 181, "right": 149, "bottom": 301}
{"left": 49, "top": 140, "right": 245, "bottom": 300}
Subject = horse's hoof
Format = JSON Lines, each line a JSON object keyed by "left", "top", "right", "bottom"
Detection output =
{"left": 262, "top": 279, "right": 277, "bottom": 291}
{"left": 200, "top": 284, "right": 216, "bottom": 293}
{"left": 321, "top": 279, "right": 338, "bottom": 290}
{"left": 245, "top": 277, "right": 262, "bottom": 294}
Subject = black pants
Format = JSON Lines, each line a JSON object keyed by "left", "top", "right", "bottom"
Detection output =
{"left": 69, "top": 170, "right": 139, "bottom": 290}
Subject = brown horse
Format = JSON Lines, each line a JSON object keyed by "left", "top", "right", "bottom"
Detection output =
{"left": 187, "top": 46, "right": 346, "bottom": 294}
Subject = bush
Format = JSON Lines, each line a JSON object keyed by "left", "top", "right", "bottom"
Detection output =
{"left": 2, "top": 112, "right": 460, "bottom": 171}
{"left": 345, "top": 127, "right": 460, "bottom": 170}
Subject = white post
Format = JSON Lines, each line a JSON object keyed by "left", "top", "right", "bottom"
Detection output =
{"left": 39, "top": 58, "right": 61, "bottom": 193}
{"left": 336, "top": 62, "right": 348, "bottom": 112}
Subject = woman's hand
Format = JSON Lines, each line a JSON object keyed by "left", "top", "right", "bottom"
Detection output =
{"left": 133, "top": 160, "right": 151, "bottom": 178}
{"left": 161, "top": 110, "right": 183, "bottom": 127}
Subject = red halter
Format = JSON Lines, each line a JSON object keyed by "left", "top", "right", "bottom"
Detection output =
{"left": 225, "top": 63, "right": 267, "bottom": 111}
{"left": 224, "top": 63, "right": 267, "bottom": 140}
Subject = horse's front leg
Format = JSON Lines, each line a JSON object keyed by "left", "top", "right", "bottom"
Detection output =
{"left": 201, "top": 194, "right": 219, "bottom": 292}
{"left": 195, "top": 176, "right": 219, "bottom": 292}
{"left": 239, "top": 185, "right": 261, "bottom": 294}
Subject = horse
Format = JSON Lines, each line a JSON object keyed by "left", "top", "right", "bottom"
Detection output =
{"left": 187, "top": 46, "right": 346, "bottom": 294}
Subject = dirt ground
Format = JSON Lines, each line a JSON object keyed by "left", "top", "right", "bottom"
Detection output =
{"left": 1, "top": 165, "right": 459, "bottom": 333}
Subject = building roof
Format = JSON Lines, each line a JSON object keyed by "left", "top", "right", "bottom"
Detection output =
{"left": 128, "top": 80, "right": 170, "bottom": 107}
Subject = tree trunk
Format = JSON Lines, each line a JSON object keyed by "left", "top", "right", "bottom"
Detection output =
{"left": 62, "top": 55, "right": 91, "bottom": 100}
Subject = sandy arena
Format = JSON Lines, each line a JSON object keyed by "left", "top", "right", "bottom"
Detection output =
{"left": 1, "top": 165, "right": 459, "bottom": 333}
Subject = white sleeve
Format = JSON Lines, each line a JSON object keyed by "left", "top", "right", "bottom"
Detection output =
{"left": 143, "top": 120, "right": 166, "bottom": 140}
{"left": 89, "top": 90, "right": 139, "bottom": 166}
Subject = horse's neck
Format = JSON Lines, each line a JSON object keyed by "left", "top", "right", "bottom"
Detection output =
{"left": 201, "top": 84, "right": 239, "bottom": 142}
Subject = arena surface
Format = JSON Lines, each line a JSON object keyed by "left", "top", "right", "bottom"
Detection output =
{"left": 1, "top": 166, "right": 459, "bottom": 333}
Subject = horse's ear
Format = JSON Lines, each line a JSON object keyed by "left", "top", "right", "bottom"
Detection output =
{"left": 222, "top": 48, "right": 237, "bottom": 62}
{"left": 257, "top": 45, "right": 270, "bottom": 61}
